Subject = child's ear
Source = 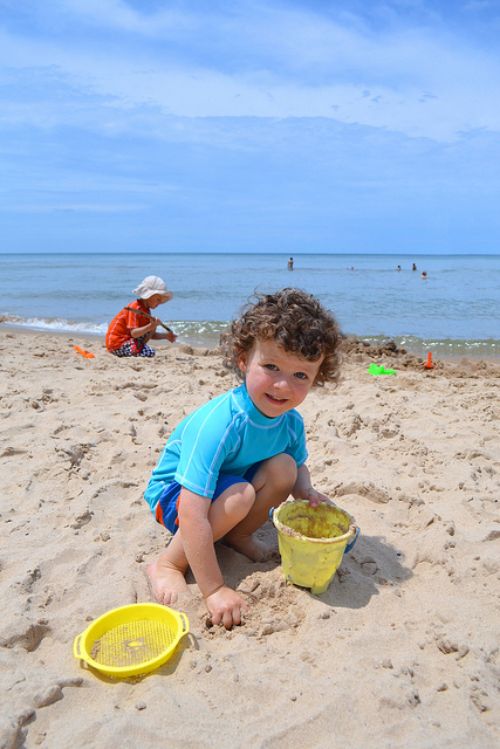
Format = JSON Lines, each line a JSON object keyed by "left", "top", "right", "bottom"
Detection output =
{"left": 237, "top": 351, "right": 247, "bottom": 374}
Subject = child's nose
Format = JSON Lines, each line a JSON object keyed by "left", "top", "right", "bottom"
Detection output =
{"left": 274, "top": 374, "right": 292, "bottom": 392}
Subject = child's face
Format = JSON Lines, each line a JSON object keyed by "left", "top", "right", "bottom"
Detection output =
{"left": 146, "top": 293, "right": 172, "bottom": 308}
{"left": 238, "top": 338, "right": 323, "bottom": 418}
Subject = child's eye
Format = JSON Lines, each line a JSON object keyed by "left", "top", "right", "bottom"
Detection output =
{"left": 294, "top": 372, "right": 308, "bottom": 380}
{"left": 263, "top": 363, "right": 279, "bottom": 371}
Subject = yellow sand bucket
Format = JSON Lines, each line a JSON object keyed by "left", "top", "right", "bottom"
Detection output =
{"left": 73, "top": 603, "right": 189, "bottom": 679}
{"left": 272, "top": 500, "right": 359, "bottom": 595}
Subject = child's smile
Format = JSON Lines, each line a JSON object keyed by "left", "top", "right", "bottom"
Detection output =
{"left": 238, "top": 339, "right": 323, "bottom": 418}
{"left": 265, "top": 393, "right": 288, "bottom": 404}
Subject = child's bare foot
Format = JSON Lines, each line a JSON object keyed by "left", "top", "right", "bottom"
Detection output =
{"left": 146, "top": 557, "right": 188, "bottom": 606}
{"left": 223, "top": 533, "right": 274, "bottom": 562}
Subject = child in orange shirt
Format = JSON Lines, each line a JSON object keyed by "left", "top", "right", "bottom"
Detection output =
{"left": 106, "top": 275, "right": 176, "bottom": 358}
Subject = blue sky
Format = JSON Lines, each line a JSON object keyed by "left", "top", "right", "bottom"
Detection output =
{"left": 1, "top": 0, "right": 500, "bottom": 253}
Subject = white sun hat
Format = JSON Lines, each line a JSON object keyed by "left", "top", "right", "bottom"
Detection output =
{"left": 132, "top": 275, "right": 170, "bottom": 300}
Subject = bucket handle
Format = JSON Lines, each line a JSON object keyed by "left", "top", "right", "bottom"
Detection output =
{"left": 344, "top": 526, "right": 360, "bottom": 554}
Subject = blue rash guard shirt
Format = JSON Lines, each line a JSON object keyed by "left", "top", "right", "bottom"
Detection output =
{"left": 144, "top": 383, "right": 307, "bottom": 512}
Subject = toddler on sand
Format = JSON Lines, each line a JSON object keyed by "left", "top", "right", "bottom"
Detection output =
{"left": 145, "top": 288, "right": 341, "bottom": 628}
{"left": 106, "top": 275, "right": 176, "bottom": 358}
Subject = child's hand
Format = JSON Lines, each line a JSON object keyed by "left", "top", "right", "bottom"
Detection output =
{"left": 304, "top": 487, "right": 336, "bottom": 508}
{"left": 166, "top": 331, "right": 177, "bottom": 343}
{"left": 205, "top": 585, "right": 248, "bottom": 630}
{"left": 293, "top": 465, "right": 337, "bottom": 509}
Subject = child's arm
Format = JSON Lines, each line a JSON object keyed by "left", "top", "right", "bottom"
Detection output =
{"left": 292, "top": 464, "right": 334, "bottom": 507}
{"left": 152, "top": 330, "right": 177, "bottom": 343}
{"left": 130, "top": 318, "right": 158, "bottom": 338}
{"left": 178, "top": 488, "right": 248, "bottom": 628}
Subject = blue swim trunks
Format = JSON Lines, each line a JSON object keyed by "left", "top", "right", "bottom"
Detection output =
{"left": 155, "top": 463, "right": 261, "bottom": 533}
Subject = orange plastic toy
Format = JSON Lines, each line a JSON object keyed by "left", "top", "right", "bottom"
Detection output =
{"left": 73, "top": 345, "right": 95, "bottom": 359}
{"left": 424, "top": 351, "right": 433, "bottom": 369}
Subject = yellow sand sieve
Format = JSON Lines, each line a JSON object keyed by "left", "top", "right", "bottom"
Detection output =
{"left": 73, "top": 603, "right": 189, "bottom": 679}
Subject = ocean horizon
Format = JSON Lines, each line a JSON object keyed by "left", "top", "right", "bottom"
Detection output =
{"left": 1, "top": 251, "right": 499, "bottom": 358}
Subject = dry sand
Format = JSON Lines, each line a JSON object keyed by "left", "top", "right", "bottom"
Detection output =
{"left": 1, "top": 328, "right": 499, "bottom": 749}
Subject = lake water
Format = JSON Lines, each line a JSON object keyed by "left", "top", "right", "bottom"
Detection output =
{"left": 1, "top": 252, "right": 499, "bottom": 357}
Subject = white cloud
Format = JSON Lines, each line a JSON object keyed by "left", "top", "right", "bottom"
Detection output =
{"left": 0, "top": 3, "right": 499, "bottom": 142}
{"left": 57, "top": 0, "right": 192, "bottom": 36}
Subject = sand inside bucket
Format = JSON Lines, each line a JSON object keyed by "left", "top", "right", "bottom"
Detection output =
{"left": 278, "top": 502, "right": 351, "bottom": 540}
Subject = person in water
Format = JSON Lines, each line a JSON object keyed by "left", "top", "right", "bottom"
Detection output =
{"left": 144, "top": 288, "right": 342, "bottom": 629}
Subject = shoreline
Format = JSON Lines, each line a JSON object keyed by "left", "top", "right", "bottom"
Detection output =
{"left": 2, "top": 320, "right": 499, "bottom": 363}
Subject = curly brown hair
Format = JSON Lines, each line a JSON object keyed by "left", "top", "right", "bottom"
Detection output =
{"left": 221, "top": 288, "right": 342, "bottom": 386}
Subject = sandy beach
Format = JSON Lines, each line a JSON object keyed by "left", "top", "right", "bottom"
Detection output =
{"left": 1, "top": 327, "right": 499, "bottom": 749}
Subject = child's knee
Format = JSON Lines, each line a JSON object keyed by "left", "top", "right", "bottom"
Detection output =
{"left": 225, "top": 481, "right": 256, "bottom": 516}
{"left": 240, "top": 481, "right": 257, "bottom": 510}
{"left": 229, "top": 482, "right": 256, "bottom": 523}
{"left": 267, "top": 453, "right": 297, "bottom": 488}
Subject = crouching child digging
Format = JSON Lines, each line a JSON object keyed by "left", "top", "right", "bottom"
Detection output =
{"left": 144, "top": 288, "right": 341, "bottom": 629}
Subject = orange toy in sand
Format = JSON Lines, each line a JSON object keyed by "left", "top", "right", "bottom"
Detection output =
{"left": 424, "top": 351, "right": 433, "bottom": 369}
{"left": 73, "top": 345, "right": 95, "bottom": 359}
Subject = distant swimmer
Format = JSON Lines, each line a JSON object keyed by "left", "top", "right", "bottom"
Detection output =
{"left": 396, "top": 265, "right": 402, "bottom": 272}
{"left": 421, "top": 271, "right": 428, "bottom": 279}
{"left": 287, "top": 256, "right": 294, "bottom": 271}
{"left": 412, "top": 263, "right": 417, "bottom": 271}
